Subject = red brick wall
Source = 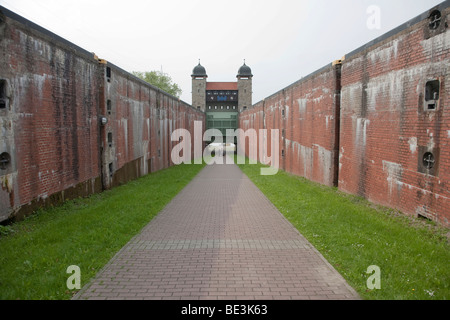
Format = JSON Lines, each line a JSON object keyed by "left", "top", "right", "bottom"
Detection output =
{"left": 239, "top": 64, "right": 341, "bottom": 187}
{"left": 339, "top": 6, "right": 450, "bottom": 226}
{"left": 100, "top": 66, "right": 205, "bottom": 188}
{"left": 239, "top": 4, "right": 450, "bottom": 227}
{"left": 0, "top": 7, "right": 204, "bottom": 221}
{"left": 0, "top": 11, "right": 102, "bottom": 221}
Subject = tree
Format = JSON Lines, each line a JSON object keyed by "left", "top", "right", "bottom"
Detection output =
{"left": 132, "top": 70, "right": 182, "bottom": 98}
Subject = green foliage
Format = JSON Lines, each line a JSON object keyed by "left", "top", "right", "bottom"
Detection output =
{"left": 0, "top": 225, "right": 14, "bottom": 237}
{"left": 132, "top": 70, "right": 182, "bottom": 98}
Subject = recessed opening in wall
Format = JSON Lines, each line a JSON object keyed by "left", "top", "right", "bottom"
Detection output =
{"left": 423, "top": 152, "right": 435, "bottom": 170}
{"left": 109, "top": 163, "right": 113, "bottom": 178}
{"left": 158, "top": 149, "right": 161, "bottom": 157}
{"left": 425, "top": 80, "right": 440, "bottom": 110}
{"left": 0, "top": 80, "right": 8, "bottom": 110}
{"left": 281, "top": 149, "right": 285, "bottom": 157}
{"left": 418, "top": 213, "right": 433, "bottom": 222}
{"left": 107, "top": 100, "right": 112, "bottom": 115}
{"left": 106, "top": 67, "right": 111, "bottom": 82}
{"left": 0, "top": 152, "right": 11, "bottom": 170}
{"left": 429, "top": 10, "right": 441, "bottom": 30}
{"left": 108, "top": 132, "right": 113, "bottom": 148}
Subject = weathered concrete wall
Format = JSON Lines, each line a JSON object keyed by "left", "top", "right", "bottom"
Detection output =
{"left": 339, "top": 3, "right": 450, "bottom": 226}
{"left": 0, "top": 6, "right": 204, "bottom": 222}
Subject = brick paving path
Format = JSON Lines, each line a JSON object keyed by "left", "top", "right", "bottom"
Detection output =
{"left": 74, "top": 160, "right": 360, "bottom": 300}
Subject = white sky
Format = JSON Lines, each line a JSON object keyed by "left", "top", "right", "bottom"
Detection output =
{"left": 0, "top": 0, "right": 444, "bottom": 104}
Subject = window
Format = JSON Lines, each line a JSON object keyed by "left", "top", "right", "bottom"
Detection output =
{"left": 0, "top": 152, "right": 11, "bottom": 170}
{"left": 106, "top": 67, "right": 111, "bottom": 82}
{"left": 109, "top": 163, "right": 113, "bottom": 178}
{"left": 429, "top": 10, "right": 441, "bottom": 30}
{"left": 107, "top": 100, "right": 112, "bottom": 115}
{"left": 425, "top": 80, "right": 440, "bottom": 110}
{"left": 423, "top": 152, "right": 435, "bottom": 169}
{"left": 108, "top": 132, "right": 113, "bottom": 147}
{"left": 418, "top": 146, "right": 439, "bottom": 176}
{"left": 0, "top": 80, "right": 8, "bottom": 110}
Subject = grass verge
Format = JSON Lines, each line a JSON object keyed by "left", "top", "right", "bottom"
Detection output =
{"left": 236, "top": 157, "right": 449, "bottom": 300}
{"left": 0, "top": 162, "right": 205, "bottom": 300}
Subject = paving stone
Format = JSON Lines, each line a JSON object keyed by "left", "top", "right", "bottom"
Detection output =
{"left": 74, "top": 160, "right": 360, "bottom": 300}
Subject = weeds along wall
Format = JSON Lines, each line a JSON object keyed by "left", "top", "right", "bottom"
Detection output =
{"left": 0, "top": 6, "right": 205, "bottom": 222}
{"left": 240, "top": 1, "right": 450, "bottom": 227}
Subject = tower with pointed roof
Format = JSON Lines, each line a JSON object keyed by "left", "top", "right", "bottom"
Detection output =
{"left": 237, "top": 60, "right": 253, "bottom": 112}
{"left": 191, "top": 60, "right": 253, "bottom": 144}
{"left": 191, "top": 60, "right": 208, "bottom": 112}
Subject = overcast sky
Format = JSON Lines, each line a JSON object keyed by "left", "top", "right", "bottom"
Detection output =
{"left": 0, "top": 0, "right": 444, "bottom": 104}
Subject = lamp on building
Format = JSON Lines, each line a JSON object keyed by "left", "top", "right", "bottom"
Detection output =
{"left": 99, "top": 116, "right": 108, "bottom": 126}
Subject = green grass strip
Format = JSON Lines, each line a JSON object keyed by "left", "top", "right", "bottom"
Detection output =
{"left": 236, "top": 158, "right": 449, "bottom": 300}
{"left": 0, "top": 162, "right": 205, "bottom": 300}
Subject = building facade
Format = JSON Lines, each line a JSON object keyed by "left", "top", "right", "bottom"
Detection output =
{"left": 192, "top": 61, "right": 253, "bottom": 143}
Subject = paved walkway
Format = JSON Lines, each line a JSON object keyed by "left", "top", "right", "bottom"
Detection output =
{"left": 74, "top": 160, "right": 360, "bottom": 300}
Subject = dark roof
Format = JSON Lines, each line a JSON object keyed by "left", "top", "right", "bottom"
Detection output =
{"left": 237, "top": 62, "right": 253, "bottom": 77}
{"left": 192, "top": 62, "right": 207, "bottom": 77}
